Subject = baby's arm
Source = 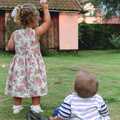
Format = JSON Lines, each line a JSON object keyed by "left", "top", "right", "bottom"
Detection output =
{"left": 6, "top": 33, "right": 15, "bottom": 51}
{"left": 35, "top": 0, "right": 51, "bottom": 36}
{"left": 99, "top": 103, "right": 110, "bottom": 120}
{"left": 50, "top": 95, "right": 72, "bottom": 120}
{"left": 98, "top": 96, "right": 110, "bottom": 120}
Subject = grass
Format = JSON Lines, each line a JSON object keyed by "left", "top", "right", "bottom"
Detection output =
{"left": 0, "top": 50, "right": 120, "bottom": 120}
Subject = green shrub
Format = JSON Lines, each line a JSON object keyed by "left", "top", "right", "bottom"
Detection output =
{"left": 78, "top": 24, "right": 119, "bottom": 50}
{"left": 109, "top": 33, "right": 120, "bottom": 48}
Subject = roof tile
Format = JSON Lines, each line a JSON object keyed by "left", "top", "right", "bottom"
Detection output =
{"left": 0, "top": 0, "right": 82, "bottom": 11}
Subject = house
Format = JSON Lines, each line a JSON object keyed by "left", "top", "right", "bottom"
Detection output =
{"left": 0, "top": 0, "right": 83, "bottom": 50}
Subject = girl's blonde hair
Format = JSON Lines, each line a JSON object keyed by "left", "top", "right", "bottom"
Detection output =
{"left": 12, "top": 4, "right": 39, "bottom": 27}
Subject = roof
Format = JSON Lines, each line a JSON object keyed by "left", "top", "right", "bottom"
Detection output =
{"left": 0, "top": 0, "right": 84, "bottom": 12}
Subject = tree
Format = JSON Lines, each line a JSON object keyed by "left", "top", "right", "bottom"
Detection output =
{"left": 89, "top": 0, "right": 120, "bottom": 17}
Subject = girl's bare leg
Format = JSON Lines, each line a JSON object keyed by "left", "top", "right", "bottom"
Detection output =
{"left": 31, "top": 96, "right": 43, "bottom": 113}
{"left": 13, "top": 97, "right": 22, "bottom": 105}
{"left": 32, "top": 96, "right": 40, "bottom": 105}
{"left": 13, "top": 97, "right": 23, "bottom": 114}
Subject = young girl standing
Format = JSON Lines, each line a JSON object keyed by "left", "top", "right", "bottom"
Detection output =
{"left": 5, "top": 0, "right": 51, "bottom": 114}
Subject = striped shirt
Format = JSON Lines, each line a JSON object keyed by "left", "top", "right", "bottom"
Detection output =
{"left": 56, "top": 92, "right": 110, "bottom": 120}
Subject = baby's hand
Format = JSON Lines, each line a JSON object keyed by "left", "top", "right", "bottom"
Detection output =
{"left": 39, "top": 0, "right": 47, "bottom": 4}
{"left": 49, "top": 116, "right": 62, "bottom": 120}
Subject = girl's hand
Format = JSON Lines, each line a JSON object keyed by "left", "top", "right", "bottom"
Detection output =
{"left": 39, "top": 0, "right": 47, "bottom": 4}
{"left": 35, "top": 0, "right": 50, "bottom": 36}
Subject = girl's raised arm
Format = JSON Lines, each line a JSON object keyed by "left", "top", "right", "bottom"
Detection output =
{"left": 35, "top": 1, "right": 51, "bottom": 36}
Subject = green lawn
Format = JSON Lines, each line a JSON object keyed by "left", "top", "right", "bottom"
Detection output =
{"left": 0, "top": 50, "right": 120, "bottom": 120}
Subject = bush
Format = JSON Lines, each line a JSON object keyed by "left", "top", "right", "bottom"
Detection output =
{"left": 109, "top": 33, "right": 120, "bottom": 48}
{"left": 78, "top": 24, "right": 120, "bottom": 50}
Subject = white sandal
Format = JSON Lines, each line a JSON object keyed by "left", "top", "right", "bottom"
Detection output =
{"left": 30, "top": 105, "right": 43, "bottom": 113}
{"left": 13, "top": 105, "right": 23, "bottom": 114}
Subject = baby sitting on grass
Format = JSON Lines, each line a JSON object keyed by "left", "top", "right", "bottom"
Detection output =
{"left": 50, "top": 70, "right": 110, "bottom": 120}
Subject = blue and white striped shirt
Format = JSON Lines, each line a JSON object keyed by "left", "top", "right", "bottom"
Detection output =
{"left": 56, "top": 92, "right": 110, "bottom": 120}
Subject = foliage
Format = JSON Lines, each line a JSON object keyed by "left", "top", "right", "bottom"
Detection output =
{"left": 40, "top": 44, "right": 51, "bottom": 56}
{"left": 78, "top": 24, "right": 120, "bottom": 50}
{"left": 109, "top": 33, "right": 120, "bottom": 48}
{"left": 89, "top": 0, "right": 120, "bottom": 17}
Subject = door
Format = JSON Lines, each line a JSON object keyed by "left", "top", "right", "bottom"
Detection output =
{"left": 59, "top": 12, "right": 79, "bottom": 50}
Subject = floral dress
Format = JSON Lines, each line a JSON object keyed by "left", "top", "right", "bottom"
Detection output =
{"left": 5, "top": 28, "right": 47, "bottom": 98}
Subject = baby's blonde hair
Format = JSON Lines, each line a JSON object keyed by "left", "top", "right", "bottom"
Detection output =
{"left": 12, "top": 4, "right": 39, "bottom": 27}
{"left": 74, "top": 70, "right": 98, "bottom": 98}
